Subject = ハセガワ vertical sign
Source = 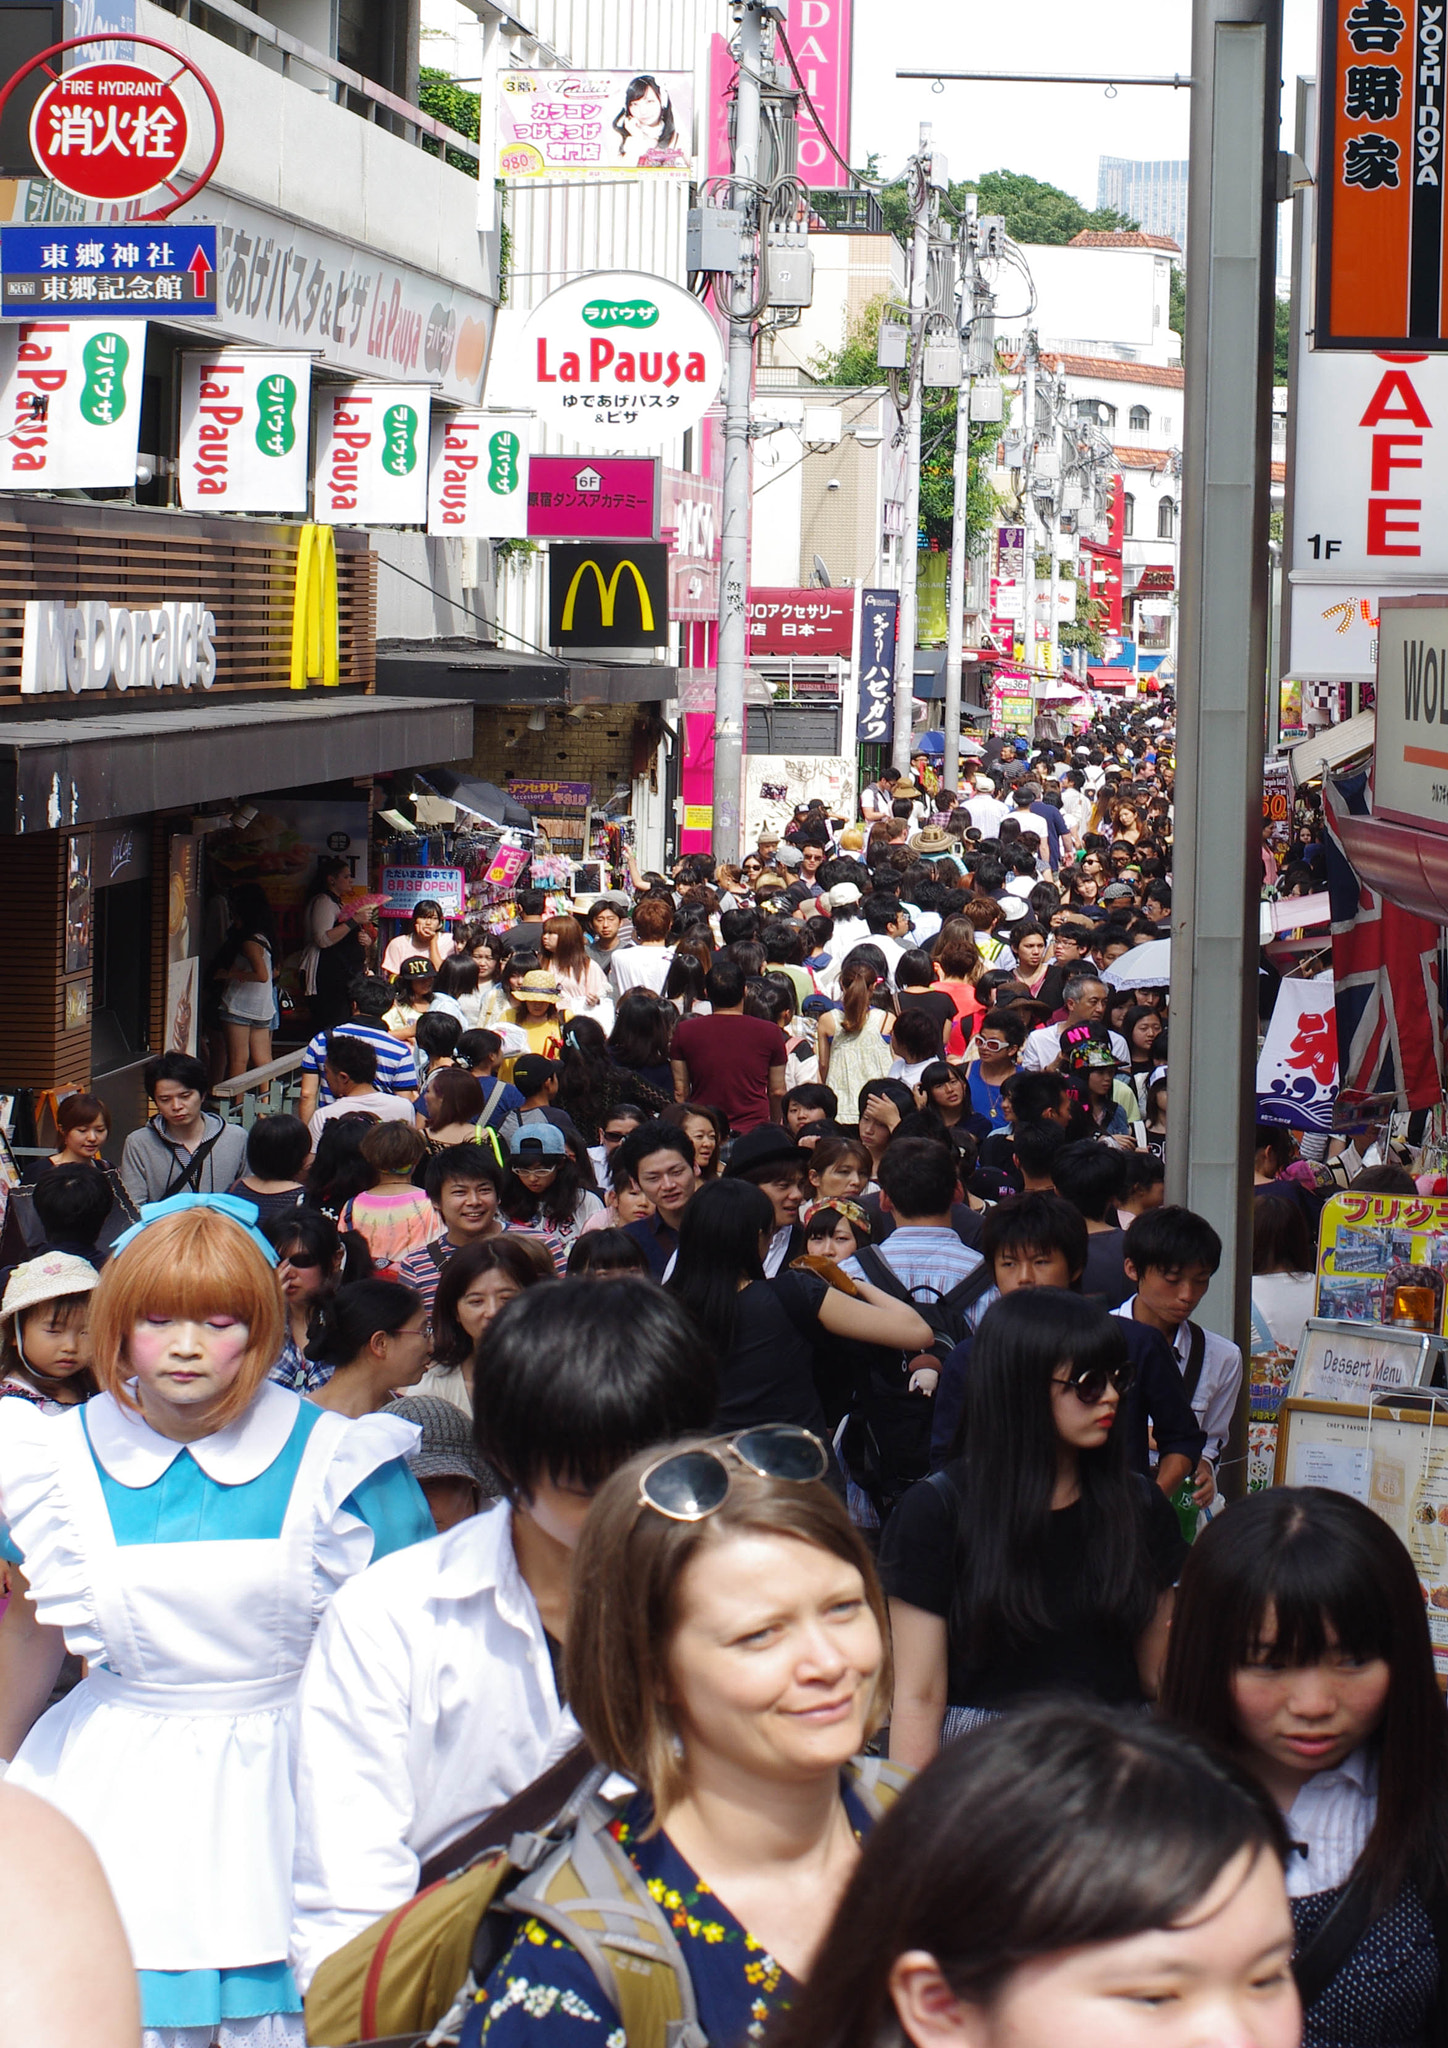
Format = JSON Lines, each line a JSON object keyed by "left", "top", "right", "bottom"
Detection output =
{"left": 1318, "top": 1, "right": 1448, "bottom": 348}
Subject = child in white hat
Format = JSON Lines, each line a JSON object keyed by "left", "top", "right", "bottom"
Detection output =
{"left": 0, "top": 1251, "right": 100, "bottom": 1412}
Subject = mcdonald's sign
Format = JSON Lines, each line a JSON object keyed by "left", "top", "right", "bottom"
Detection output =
{"left": 291, "top": 521, "right": 340, "bottom": 689}
{"left": 547, "top": 541, "right": 669, "bottom": 649}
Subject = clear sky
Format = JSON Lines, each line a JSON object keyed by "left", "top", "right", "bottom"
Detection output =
{"left": 852, "top": 0, "right": 1321, "bottom": 205}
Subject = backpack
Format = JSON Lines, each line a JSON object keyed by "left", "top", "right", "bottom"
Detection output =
{"left": 850, "top": 1244, "right": 996, "bottom": 1364}
{"left": 304, "top": 1752, "right": 912, "bottom": 2048}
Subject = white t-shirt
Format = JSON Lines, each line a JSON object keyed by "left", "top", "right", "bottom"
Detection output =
{"left": 1020, "top": 1023, "right": 1130, "bottom": 1071}
{"left": 607, "top": 944, "right": 675, "bottom": 996}
{"left": 965, "top": 793, "right": 1008, "bottom": 837}
{"left": 308, "top": 1091, "right": 417, "bottom": 1145}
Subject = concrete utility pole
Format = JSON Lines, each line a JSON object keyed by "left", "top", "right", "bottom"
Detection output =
{"left": 712, "top": 0, "right": 767, "bottom": 866}
{"left": 1167, "top": 0, "right": 1282, "bottom": 1393}
{"left": 1021, "top": 337, "right": 1038, "bottom": 679}
{"left": 942, "top": 360, "right": 970, "bottom": 791}
{"left": 891, "top": 123, "right": 933, "bottom": 776}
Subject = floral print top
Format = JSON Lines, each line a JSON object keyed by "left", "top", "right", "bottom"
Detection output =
{"left": 459, "top": 1786, "right": 874, "bottom": 2048}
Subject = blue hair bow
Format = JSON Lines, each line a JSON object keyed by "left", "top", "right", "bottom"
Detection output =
{"left": 110, "top": 1191, "right": 280, "bottom": 1267}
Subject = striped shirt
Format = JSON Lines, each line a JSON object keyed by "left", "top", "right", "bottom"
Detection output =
{"left": 301, "top": 1021, "right": 419, "bottom": 1105}
{"left": 843, "top": 1226, "right": 984, "bottom": 1307}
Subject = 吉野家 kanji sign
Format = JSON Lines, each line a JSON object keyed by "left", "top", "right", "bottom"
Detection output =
{"left": 1317, "top": 0, "right": 1448, "bottom": 349}
{"left": 0, "top": 225, "right": 216, "bottom": 316}
{"left": 29, "top": 62, "right": 188, "bottom": 203}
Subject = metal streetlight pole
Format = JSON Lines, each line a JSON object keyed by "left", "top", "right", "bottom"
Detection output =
{"left": 891, "top": 123, "right": 932, "bottom": 776}
{"left": 712, "top": 0, "right": 766, "bottom": 866}
{"left": 1166, "top": 0, "right": 1282, "bottom": 1403}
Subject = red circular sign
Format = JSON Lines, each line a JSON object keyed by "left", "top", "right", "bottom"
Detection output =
{"left": 30, "top": 62, "right": 189, "bottom": 203}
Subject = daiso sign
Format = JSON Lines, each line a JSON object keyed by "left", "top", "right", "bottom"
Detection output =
{"left": 786, "top": 0, "right": 853, "bottom": 188}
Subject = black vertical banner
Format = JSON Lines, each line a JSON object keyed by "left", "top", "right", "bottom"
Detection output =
{"left": 1412, "top": 0, "right": 1446, "bottom": 338}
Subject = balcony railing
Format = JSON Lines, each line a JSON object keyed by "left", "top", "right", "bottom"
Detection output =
{"left": 152, "top": 0, "right": 482, "bottom": 164}
{"left": 806, "top": 189, "right": 886, "bottom": 235}
{"left": 212, "top": 1048, "right": 306, "bottom": 1128}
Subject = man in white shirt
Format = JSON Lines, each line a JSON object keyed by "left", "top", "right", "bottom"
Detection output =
{"left": 1115, "top": 1205, "right": 1242, "bottom": 1508}
{"left": 606, "top": 892, "right": 675, "bottom": 995}
{"left": 1020, "top": 973, "right": 1130, "bottom": 1071}
{"left": 822, "top": 882, "right": 870, "bottom": 962}
{"left": 306, "top": 1035, "right": 419, "bottom": 1144}
{"left": 288, "top": 1282, "right": 714, "bottom": 1990}
{"left": 965, "top": 781, "right": 1009, "bottom": 839}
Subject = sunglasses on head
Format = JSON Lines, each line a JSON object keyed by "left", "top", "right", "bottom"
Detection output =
{"left": 1059, "top": 1358, "right": 1137, "bottom": 1404}
{"left": 637, "top": 1425, "right": 829, "bottom": 1521}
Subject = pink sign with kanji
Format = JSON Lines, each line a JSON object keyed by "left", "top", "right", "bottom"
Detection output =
{"left": 747, "top": 587, "right": 856, "bottom": 654}
{"left": 526, "top": 455, "right": 660, "bottom": 540}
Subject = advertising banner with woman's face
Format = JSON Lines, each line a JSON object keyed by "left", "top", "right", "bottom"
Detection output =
{"left": 497, "top": 72, "right": 693, "bottom": 180}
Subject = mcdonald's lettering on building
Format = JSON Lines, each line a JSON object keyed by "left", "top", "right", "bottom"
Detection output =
{"left": 547, "top": 542, "right": 670, "bottom": 649}
{"left": 1318, "top": 0, "right": 1448, "bottom": 348}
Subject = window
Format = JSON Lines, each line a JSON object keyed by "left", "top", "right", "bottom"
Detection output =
{"left": 1129, "top": 405, "right": 1150, "bottom": 432}
{"left": 1074, "top": 397, "right": 1117, "bottom": 430}
{"left": 1157, "top": 497, "right": 1175, "bottom": 539}
{"left": 1122, "top": 493, "right": 1135, "bottom": 537}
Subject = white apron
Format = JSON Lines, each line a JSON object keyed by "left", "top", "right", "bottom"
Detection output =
{"left": 3, "top": 1387, "right": 415, "bottom": 1972}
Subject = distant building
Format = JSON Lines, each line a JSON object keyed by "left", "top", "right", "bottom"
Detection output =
{"left": 1097, "top": 158, "right": 1190, "bottom": 254}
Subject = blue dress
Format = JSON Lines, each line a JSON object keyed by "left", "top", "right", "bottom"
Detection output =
{"left": 0, "top": 1380, "right": 432, "bottom": 2048}
{"left": 460, "top": 1784, "right": 876, "bottom": 2048}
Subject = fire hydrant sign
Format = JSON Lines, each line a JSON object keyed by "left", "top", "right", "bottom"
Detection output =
{"left": 316, "top": 383, "right": 431, "bottom": 526}
{"left": 30, "top": 61, "right": 189, "bottom": 203}
{"left": 426, "top": 410, "right": 530, "bottom": 537}
{"left": 0, "top": 319, "right": 143, "bottom": 489}
{"left": 0, "top": 224, "right": 217, "bottom": 317}
{"left": 518, "top": 270, "right": 725, "bottom": 448}
{"left": 178, "top": 350, "right": 311, "bottom": 512}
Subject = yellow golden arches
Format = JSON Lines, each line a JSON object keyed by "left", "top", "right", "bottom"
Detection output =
{"left": 559, "top": 555, "right": 654, "bottom": 634}
{"left": 290, "top": 522, "right": 339, "bottom": 689}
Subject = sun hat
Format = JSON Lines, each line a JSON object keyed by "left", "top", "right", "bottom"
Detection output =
{"left": 382, "top": 1395, "right": 496, "bottom": 1493}
{"left": 829, "top": 882, "right": 862, "bottom": 909}
{"left": 909, "top": 826, "right": 954, "bottom": 856}
{"left": 513, "top": 970, "right": 561, "bottom": 1003}
{"left": 995, "top": 896, "right": 1028, "bottom": 922}
{"left": 1, "top": 1251, "right": 100, "bottom": 1330}
{"left": 510, "top": 1123, "right": 568, "bottom": 1163}
{"left": 892, "top": 779, "right": 918, "bottom": 798}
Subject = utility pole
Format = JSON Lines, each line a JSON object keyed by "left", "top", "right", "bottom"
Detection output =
{"left": 1021, "top": 336, "right": 1037, "bottom": 681}
{"left": 712, "top": 0, "right": 767, "bottom": 866}
{"left": 942, "top": 357, "right": 970, "bottom": 792}
{"left": 891, "top": 123, "right": 933, "bottom": 776}
{"left": 1167, "top": 0, "right": 1282, "bottom": 1421}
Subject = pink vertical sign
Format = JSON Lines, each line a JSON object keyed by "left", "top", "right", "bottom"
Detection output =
{"left": 708, "top": 35, "right": 735, "bottom": 180}
{"left": 785, "top": 0, "right": 853, "bottom": 189}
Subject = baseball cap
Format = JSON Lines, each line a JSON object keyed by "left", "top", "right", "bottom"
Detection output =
{"left": 829, "top": 883, "right": 862, "bottom": 909}
{"left": 510, "top": 1123, "right": 567, "bottom": 1163}
{"left": 511, "top": 1054, "right": 559, "bottom": 1095}
{"left": 776, "top": 844, "right": 804, "bottom": 869}
{"left": 397, "top": 956, "right": 437, "bottom": 983}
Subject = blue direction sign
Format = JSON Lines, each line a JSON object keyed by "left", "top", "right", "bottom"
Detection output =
{"left": 0, "top": 224, "right": 217, "bottom": 318}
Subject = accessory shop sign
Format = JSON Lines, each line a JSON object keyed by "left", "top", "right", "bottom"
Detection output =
{"left": 178, "top": 349, "right": 311, "bottom": 512}
{"left": 0, "top": 318, "right": 143, "bottom": 489}
{"left": 316, "top": 383, "right": 431, "bottom": 526}
{"left": 519, "top": 271, "right": 725, "bottom": 449}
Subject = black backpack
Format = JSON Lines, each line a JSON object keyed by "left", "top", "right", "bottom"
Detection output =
{"left": 850, "top": 1245, "right": 996, "bottom": 1364}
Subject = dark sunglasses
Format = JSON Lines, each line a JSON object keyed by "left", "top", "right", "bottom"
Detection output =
{"left": 1060, "top": 1358, "right": 1137, "bottom": 1404}
{"left": 278, "top": 1250, "right": 322, "bottom": 1269}
{"left": 637, "top": 1425, "right": 828, "bottom": 1521}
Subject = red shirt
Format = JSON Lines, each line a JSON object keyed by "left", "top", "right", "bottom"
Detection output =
{"left": 671, "top": 1012, "right": 788, "bottom": 1133}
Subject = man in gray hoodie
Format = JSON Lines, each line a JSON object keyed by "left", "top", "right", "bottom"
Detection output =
{"left": 119, "top": 1052, "right": 248, "bottom": 1207}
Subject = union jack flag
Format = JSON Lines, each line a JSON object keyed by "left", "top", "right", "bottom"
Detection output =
{"left": 1322, "top": 768, "right": 1444, "bottom": 1111}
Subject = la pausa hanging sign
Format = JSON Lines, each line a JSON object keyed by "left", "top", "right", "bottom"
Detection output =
{"left": 520, "top": 271, "right": 724, "bottom": 448}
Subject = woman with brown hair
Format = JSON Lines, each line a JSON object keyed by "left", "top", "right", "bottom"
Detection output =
{"left": 815, "top": 954, "right": 895, "bottom": 1095}
{"left": 461, "top": 1429, "right": 903, "bottom": 2048}
{"left": 418, "top": 1234, "right": 556, "bottom": 1418}
{"left": 540, "top": 913, "right": 612, "bottom": 1017}
{"left": 22, "top": 1090, "right": 139, "bottom": 1226}
{"left": 0, "top": 1197, "right": 431, "bottom": 2048}
{"left": 660, "top": 1100, "right": 728, "bottom": 1178}
{"left": 421, "top": 1064, "right": 492, "bottom": 1149}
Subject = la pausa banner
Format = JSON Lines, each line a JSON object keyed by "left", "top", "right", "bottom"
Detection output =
{"left": 520, "top": 272, "right": 725, "bottom": 449}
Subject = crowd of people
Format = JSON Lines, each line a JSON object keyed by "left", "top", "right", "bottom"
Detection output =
{"left": 0, "top": 707, "right": 1427, "bottom": 2048}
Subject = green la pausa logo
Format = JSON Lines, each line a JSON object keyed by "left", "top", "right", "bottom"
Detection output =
{"left": 255, "top": 374, "right": 297, "bottom": 458}
{"left": 581, "top": 298, "right": 659, "bottom": 331}
{"left": 79, "top": 333, "right": 128, "bottom": 426}
{"left": 487, "top": 429, "right": 521, "bottom": 496}
{"left": 382, "top": 403, "right": 419, "bottom": 476}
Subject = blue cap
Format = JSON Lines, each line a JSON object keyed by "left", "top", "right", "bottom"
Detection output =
{"left": 509, "top": 1122, "right": 567, "bottom": 1163}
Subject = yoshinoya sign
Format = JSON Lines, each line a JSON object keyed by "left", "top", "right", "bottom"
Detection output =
{"left": 519, "top": 271, "right": 725, "bottom": 448}
{"left": 426, "top": 411, "right": 529, "bottom": 537}
{"left": 1374, "top": 592, "right": 1448, "bottom": 830}
{"left": 0, "top": 317, "right": 143, "bottom": 488}
{"left": 178, "top": 349, "right": 310, "bottom": 512}
{"left": 21, "top": 599, "right": 216, "bottom": 694}
{"left": 316, "top": 383, "right": 431, "bottom": 526}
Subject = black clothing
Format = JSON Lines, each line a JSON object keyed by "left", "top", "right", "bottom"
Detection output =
{"left": 1081, "top": 1227, "right": 1131, "bottom": 1308}
{"left": 718, "top": 1271, "right": 833, "bottom": 1437}
{"left": 895, "top": 989, "right": 959, "bottom": 1042}
{"left": 1291, "top": 1879, "right": 1439, "bottom": 2048}
{"left": 878, "top": 1461, "right": 1186, "bottom": 1710}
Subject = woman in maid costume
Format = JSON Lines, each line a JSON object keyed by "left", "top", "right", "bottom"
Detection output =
{"left": 0, "top": 1192, "right": 434, "bottom": 2048}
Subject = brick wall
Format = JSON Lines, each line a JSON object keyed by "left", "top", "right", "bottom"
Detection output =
{"left": 468, "top": 707, "right": 644, "bottom": 806}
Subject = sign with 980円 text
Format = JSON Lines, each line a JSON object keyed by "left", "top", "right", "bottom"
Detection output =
{"left": 0, "top": 319, "right": 143, "bottom": 489}
{"left": 316, "top": 383, "right": 431, "bottom": 526}
{"left": 426, "top": 410, "right": 529, "bottom": 537}
{"left": 178, "top": 350, "right": 311, "bottom": 512}
{"left": 518, "top": 271, "right": 725, "bottom": 449}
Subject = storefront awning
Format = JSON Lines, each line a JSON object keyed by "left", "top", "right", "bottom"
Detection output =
{"left": 0, "top": 694, "right": 474, "bottom": 835}
{"left": 375, "top": 642, "right": 678, "bottom": 707}
{"left": 1328, "top": 806, "right": 1448, "bottom": 923}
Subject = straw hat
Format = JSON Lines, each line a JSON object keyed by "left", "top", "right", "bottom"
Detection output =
{"left": 513, "top": 970, "right": 561, "bottom": 1002}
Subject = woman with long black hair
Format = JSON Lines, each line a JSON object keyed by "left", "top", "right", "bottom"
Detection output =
{"left": 1161, "top": 1487, "right": 1448, "bottom": 2048}
{"left": 498, "top": 1126, "right": 603, "bottom": 1252}
{"left": 879, "top": 1289, "right": 1186, "bottom": 1765}
{"left": 556, "top": 1013, "right": 670, "bottom": 1142}
{"left": 607, "top": 988, "right": 677, "bottom": 1097}
{"left": 665, "top": 1178, "right": 932, "bottom": 1442}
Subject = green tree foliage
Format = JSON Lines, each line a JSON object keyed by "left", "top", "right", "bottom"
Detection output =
{"left": 1274, "top": 296, "right": 1291, "bottom": 384}
{"left": 419, "top": 68, "right": 481, "bottom": 173}
{"left": 1059, "top": 586, "right": 1107, "bottom": 659}
{"left": 810, "top": 297, "right": 1005, "bottom": 547}
{"left": 860, "top": 165, "right": 1138, "bottom": 247}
